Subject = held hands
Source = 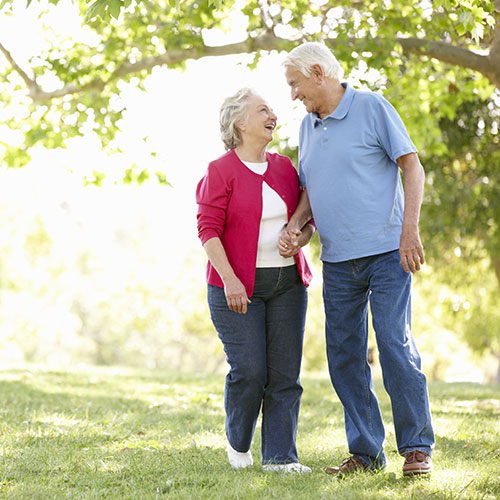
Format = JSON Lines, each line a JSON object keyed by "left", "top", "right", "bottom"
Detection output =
{"left": 279, "top": 227, "right": 301, "bottom": 258}
{"left": 224, "top": 276, "right": 251, "bottom": 314}
{"left": 399, "top": 227, "right": 425, "bottom": 273}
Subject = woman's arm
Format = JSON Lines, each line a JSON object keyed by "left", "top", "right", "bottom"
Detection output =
{"left": 203, "top": 237, "right": 251, "bottom": 314}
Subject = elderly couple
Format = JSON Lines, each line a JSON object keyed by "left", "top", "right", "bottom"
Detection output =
{"left": 196, "top": 42, "right": 435, "bottom": 477}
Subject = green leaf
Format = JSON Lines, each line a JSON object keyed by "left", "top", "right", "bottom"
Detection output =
{"left": 85, "top": 0, "right": 106, "bottom": 21}
{"left": 471, "top": 21, "right": 484, "bottom": 42}
{"left": 470, "top": 6, "right": 487, "bottom": 20}
{"left": 108, "top": 0, "right": 121, "bottom": 19}
{"left": 458, "top": 12, "right": 474, "bottom": 32}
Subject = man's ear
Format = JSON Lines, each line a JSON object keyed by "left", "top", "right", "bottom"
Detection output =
{"left": 311, "top": 64, "right": 325, "bottom": 83}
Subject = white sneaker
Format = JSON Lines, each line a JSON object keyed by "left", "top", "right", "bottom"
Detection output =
{"left": 227, "top": 441, "right": 253, "bottom": 469}
{"left": 263, "top": 462, "right": 312, "bottom": 473}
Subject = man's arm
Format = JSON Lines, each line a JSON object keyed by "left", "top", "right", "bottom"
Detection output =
{"left": 397, "top": 152, "right": 425, "bottom": 273}
{"left": 287, "top": 189, "right": 313, "bottom": 232}
{"left": 278, "top": 189, "right": 314, "bottom": 256}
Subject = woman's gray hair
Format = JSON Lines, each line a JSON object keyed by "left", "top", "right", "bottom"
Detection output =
{"left": 283, "top": 42, "right": 344, "bottom": 80}
{"left": 219, "top": 87, "right": 257, "bottom": 150}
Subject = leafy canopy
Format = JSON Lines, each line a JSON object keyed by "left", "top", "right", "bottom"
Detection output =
{"left": 0, "top": 0, "right": 498, "bottom": 173}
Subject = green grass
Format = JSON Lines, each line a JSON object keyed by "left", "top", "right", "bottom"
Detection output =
{"left": 0, "top": 366, "right": 499, "bottom": 499}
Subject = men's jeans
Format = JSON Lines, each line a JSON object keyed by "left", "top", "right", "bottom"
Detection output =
{"left": 208, "top": 265, "right": 307, "bottom": 464}
{"left": 322, "top": 250, "right": 434, "bottom": 470}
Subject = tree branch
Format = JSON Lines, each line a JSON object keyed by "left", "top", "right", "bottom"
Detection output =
{"left": 325, "top": 36, "right": 500, "bottom": 88}
{"left": 0, "top": 41, "right": 43, "bottom": 97}
{"left": 1, "top": 32, "right": 288, "bottom": 102}
{"left": 398, "top": 38, "right": 495, "bottom": 77}
{"left": 2, "top": 30, "right": 499, "bottom": 103}
{"left": 489, "top": 0, "right": 500, "bottom": 80}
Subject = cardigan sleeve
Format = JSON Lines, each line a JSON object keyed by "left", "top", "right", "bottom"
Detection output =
{"left": 196, "top": 164, "right": 229, "bottom": 245}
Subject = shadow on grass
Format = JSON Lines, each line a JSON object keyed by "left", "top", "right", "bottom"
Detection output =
{"left": 1, "top": 370, "right": 499, "bottom": 499}
{"left": 0, "top": 374, "right": 226, "bottom": 452}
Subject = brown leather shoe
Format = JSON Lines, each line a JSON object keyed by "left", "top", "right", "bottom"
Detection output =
{"left": 402, "top": 450, "right": 433, "bottom": 476}
{"left": 325, "top": 456, "right": 367, "bottom": 476}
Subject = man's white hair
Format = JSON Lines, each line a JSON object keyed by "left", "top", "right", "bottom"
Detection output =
{"left": 283, "top": 42, "right": 344, "bottom": 80}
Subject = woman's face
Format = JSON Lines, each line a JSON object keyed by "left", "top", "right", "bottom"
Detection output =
{"left": 237, "top": 95, "right": 277, "bottom": 146}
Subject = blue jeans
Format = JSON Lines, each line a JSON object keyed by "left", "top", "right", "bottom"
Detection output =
{"left": 322, "top": 250, "right": 434, "bottom": 470}
{"left": 208, "top": 265, "right": 307, "bottom": 464}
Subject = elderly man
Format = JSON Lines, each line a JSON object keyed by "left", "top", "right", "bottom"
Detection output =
{"left": 279, "top": 42, "right": 435, "bottom": 476}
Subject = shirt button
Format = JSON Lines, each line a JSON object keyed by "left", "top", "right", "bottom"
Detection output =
{"left": 323, "top": 126, "right": 327, "bottom": 131}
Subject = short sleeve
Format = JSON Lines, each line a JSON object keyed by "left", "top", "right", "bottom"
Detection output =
{"left": 373, "top": 96, "right": 417, "bottom": 163}
{"left": 298, "top": 120, "right": 308, "bottom": 188}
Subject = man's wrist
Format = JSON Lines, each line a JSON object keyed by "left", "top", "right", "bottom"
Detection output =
{"left": 286, "top": 221, "right": 301, "bottom": 232}
{"left": 401, "top": 221, "right": 419, "bottom": 233}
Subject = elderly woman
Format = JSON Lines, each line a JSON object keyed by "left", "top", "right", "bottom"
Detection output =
{"left": 196, "top": 88, "right": 315, "bottom": 472}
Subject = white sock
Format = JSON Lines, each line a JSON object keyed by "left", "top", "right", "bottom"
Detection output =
{"left": 226, "top": 441, "right": 253, "bottom": 469}
{"left": 263, "top": 462, "right": 312, "bottom": 473}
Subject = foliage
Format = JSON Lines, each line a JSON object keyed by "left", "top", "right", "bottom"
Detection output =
{"left": 0, "top": 0, "right": 226, "bottom": 19}
{"left": 0, "top": 167, "right": 223, "bottom": 372}
{"left": 423, "top": 95, "right": 500, "bottom": 264}
{"left": 420, "top": 94, "right": 500, "bottom": 360}
{"left": 0, "top": 365, "right": 499, "bottom": 499}
{"left": 1, "top": 0, "right": 500, "bottom": 378}
{"left": 1, "top": 165, "right": 489, "bottom": 381}
{"left": 0, "top": 0, "right": 499, "bottom": 171}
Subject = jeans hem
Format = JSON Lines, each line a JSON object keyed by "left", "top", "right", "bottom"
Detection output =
{"left": 354, "top": 454, "right": 386, "bottom": 471}
{"left": 400, "top": 447, "right": 433, "bottom": 457}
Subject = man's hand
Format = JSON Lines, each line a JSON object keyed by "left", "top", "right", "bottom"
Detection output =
{"left": 399, "top": 228, "right": 425, "bottom": 273}
{"left": 279, "top": 227, "right": 301, "bottom": 257}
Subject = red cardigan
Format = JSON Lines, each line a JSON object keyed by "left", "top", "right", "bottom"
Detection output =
{"left": 196, "top": 149, "right": 313, "bottom": 297}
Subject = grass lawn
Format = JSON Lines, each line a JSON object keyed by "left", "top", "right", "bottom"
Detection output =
{"left": 0, "top": 366, "right": 499, "bottom": 499}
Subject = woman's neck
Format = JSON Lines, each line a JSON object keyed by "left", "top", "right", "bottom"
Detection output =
{"left": 234, "top": 143, "right": 267, "bottom": 163}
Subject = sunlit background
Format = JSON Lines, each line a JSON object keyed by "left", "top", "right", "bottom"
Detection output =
{"left": 0, "top": 1, "right": 496, "bottom": 383}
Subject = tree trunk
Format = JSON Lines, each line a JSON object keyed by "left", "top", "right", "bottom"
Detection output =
{"left": 491, "top": 256, "right": 500, "bottom": 384}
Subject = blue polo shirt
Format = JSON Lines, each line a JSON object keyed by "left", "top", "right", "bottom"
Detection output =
{"left": 298, "top": 83, "right": 417, "bottom": 262}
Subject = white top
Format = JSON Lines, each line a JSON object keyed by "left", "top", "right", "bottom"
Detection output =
{"left": 242, "top": 161, "right": 295, "bottom": 268}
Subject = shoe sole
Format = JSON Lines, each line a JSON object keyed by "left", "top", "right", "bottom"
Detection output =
{"left": 403, "top": 469, "right": 432, "bottom": 476}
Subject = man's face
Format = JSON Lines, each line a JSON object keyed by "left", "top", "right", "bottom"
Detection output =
{"left": 285, "top": 65, "right": 319, "bottom": 114}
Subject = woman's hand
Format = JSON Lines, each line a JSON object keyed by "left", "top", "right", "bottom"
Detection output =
{"left": 202, "top": 237, "right": 251, "bottom": 314}
{"left": 224, "top": 276, "right": 251, "bottom": 314}
{"left": 279, "top": 227, "right": 301, "bottom": 257}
